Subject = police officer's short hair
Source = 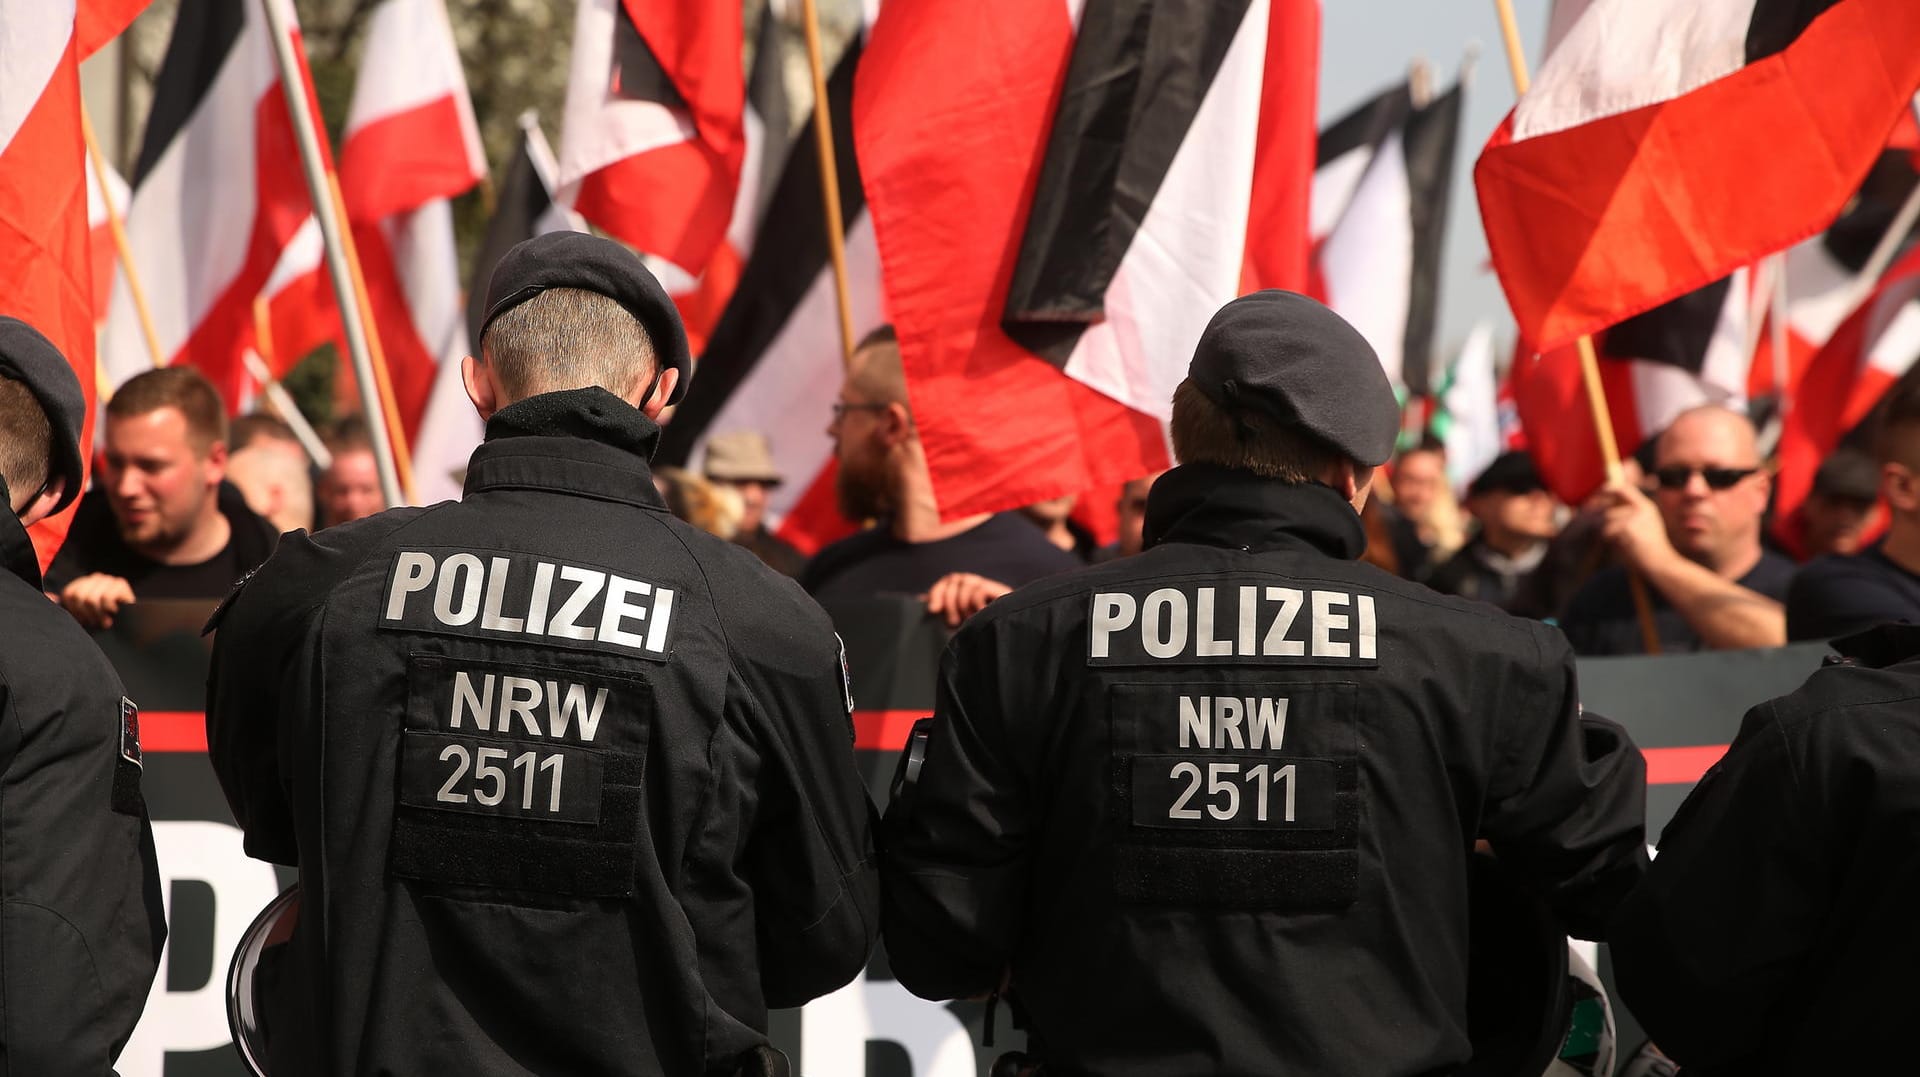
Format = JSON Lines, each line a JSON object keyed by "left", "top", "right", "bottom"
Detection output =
{"left": 107, "top": 367, "right": 229, "bottom": 454}
{"left": 1167, "top": 378, "right": 1352, "bottom": 484}
{"left": 0, "top": 376, "right": 52, "bottom": 501}
{"left": 481, "top": 287, "right": 658, "bottom": 401}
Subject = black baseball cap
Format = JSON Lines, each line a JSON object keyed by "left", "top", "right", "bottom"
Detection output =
{"left": 1468, "top": 451, "right": 1546, "bottom": 498}
{"left": 1187, "top": 290, "right": 1400, "bottom": 467}
{"left": 478, "top": 231, "right": 693, "bottom": 406}
{"left": 0, "top": 317, "right": 85, "bottom": 513}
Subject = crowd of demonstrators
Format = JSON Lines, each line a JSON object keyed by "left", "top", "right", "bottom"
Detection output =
{"left": 49, "top": 367, "right": 277, "bottom": 629}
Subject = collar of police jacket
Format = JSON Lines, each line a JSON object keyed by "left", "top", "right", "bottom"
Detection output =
{"left": 1141, "top": 463, "right": 1368, "bottom": 560}
{"left": 1831, "top": 622, "right": 1920, "bottom": 669}
{"left": 0, "top": 474, "right": 39, "bottom": 591}
{"left": 467, "top": 386, "right": 669, "bottom": 509}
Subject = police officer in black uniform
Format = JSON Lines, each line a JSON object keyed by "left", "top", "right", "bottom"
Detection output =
{"left": 881, "top": 291, "right": 1649, "bottom": 1076}
{"left": 0, "top": 317, "right": 166, "bottom": 1074}
{"left": 1609, "top": 623, "right": 1920, "bottom": 1074}
{"left": 207, "top": 233, "right": 877, "bottom": 1076}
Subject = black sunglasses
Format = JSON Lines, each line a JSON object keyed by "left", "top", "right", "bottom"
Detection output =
{"left": 1650, "top": 465, "right": 1760, "bottom": 491}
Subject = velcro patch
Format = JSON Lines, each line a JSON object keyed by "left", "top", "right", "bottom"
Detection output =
{"left": 1108, "top": 680, "right": 1361, "bottom": 910}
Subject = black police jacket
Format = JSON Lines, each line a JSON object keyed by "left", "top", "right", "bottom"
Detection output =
{"left": 1609, "top": 623, "right": 1920, "bottom": 1075}
{"left": 0, "top": 495, "right": 165, "bottom": 1075}
{"left": 206, "top": 389, "right": 877, "bottom": 1076}
{"left": 882, "top": 465, "right": 1648, "bottom": 1077}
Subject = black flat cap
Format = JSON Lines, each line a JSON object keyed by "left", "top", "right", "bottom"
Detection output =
{"left": 1812, "top": 447, "right": 1880, "bottom": 503}
{"left": 1468, "top": 451, "right": 1546, "bottom": 498}
{"left": 0, "top": 317, "right": 85, "bottom": 513}
{"left": 1187, "top": 290, "right": 1399, "bottom": 467}
{"left": 478, "top": 231, "right": 692, "bottom": 405}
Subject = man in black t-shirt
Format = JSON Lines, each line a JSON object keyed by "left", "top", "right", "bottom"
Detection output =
{"left": 1788, "top": 382, "right": 1920, "bottom": 640}
{"left": 802, "top": 327, "right": 1081, "bottom": 619}
{"left": 48, "top": 368, "right": 277, "bottom": 629}
{"left": 1561, "top": 405, "right": 1792, "bottom": 655}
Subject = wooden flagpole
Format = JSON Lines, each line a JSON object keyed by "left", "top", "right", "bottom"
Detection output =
{"left": 1493, "top": 0, "right": 1662, "bottom": 654}
{"left": 81, "top": 103, "right": 165, "bottom": 372}
{"left": 325, "top": 172, "right": 417, "bottom": 503}
{"left": 799, "top": 0, "right": 857, "bottom": 369}
{"left": 258, "top": 0, "right": 407, "bottom": 508}
{"left": 249, "top": 298, "right": 334, "bottom": 469}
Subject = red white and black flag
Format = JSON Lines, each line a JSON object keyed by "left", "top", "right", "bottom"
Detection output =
{"left": 1477, "top": 0, "right": 1920, "bottom": 353}
{"left": 0, "top": 0, "right": 147, "bottom": 566}
{"left": 1513, "top": 272, "right": 1755, "bottom": 506}
{"left": 856, "top": 0, "right": 1319, "bottom": 519}
{"left": 1775, "top": 244, "right": 1920, "bottom": 548}
{"left": 102, "top": 0, "right": 319, "bottom": 402}
{"left": 655, "top": 37, "right": 882, "bottom": 557}
{"left": 1309, "top": 80, "right": 1462, "bottom": 396}
{"left": 557, "top": 0, "right": 747, "bottom": 352}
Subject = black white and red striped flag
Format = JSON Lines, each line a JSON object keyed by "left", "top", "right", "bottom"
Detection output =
{"left": 557, "top": 0, "right": 747, "bottom": 354}
{"left": 101, "top": 0, "right": 322, "bottom": 405}
{"left": 1, "top": 0, "right": 147, "bottom": 566}
{"left": 1478, "top": 0, "right": 1920, "bottom": 354}
{"left": 340, "top": 0, "right": 488, "bottom": 504}
{"left": 855, "top": 0, "right": 1320, "bottom": 519}
{"left": 1774, "top": 245, "right": 1920, "bottom": 550}
{"left": 1309, "top": 79, "right": 1462, "bottom": 397}
{"left": 1513, "top": 274, "right": 1755, "bottom": 506}
{"left": 655, "top": 36, "right": 881, "bottom": 557}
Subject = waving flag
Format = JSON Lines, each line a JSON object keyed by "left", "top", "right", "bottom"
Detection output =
{"left": 1477, "top": 0, "right": 1920, "bottom": 353}
{"left": 340, "top": 0, "right": 487, "bottom": 504}
{"left": 1310, "top": 80, "right": 1463, "bottom": 396}
{"left": 856, "top": 0, "right": 1319, "bottom": 520}
{"left": 102, "top": 0, "right": 321, "bottom": 404}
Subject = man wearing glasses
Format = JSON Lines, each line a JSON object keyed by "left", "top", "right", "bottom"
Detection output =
{"left": 1559, "top": 404, "right": 1793, "bottom": 655}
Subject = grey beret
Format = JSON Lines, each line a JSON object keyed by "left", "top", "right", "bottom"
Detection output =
{"left": 479, "top": 231, "right": 693, "bottom": 406}
{"left": 1187, "top": 290, "right": 1400, "bottom": 467}
{"left": 0, "top": 317, "right": 85, "bottom": 513}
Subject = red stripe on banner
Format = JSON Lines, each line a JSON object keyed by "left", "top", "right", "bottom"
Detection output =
{"left": 853, "top": 709, "right": 926, "bottom": 752}
{"left": 339, "top": 95, "right": 481, "bottom": 224}
{"left": 144, "top": 711, "right": 208, "bottom": 753}
{"left": 1644, "top": 744, "right": 1728, "bottom": 785}
{"left": 1239, "top": 0, "right": 1317, "bottom": 295}
{"left": 575, "top": 139, "right": 736, "bottom": 281}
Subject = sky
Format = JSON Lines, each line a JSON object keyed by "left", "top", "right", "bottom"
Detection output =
{"left": 1318, "top": 0, "right": 1549, "bottom": 370}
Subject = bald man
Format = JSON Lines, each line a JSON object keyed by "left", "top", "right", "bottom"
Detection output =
{"left": 1560, "top": 405, "right": 1794, "bottom": 655}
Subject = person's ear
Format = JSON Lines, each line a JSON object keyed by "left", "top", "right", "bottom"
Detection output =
{"left": 881, "top": 401, "right": 914, "bottom": 447}
{"left": 640, "top": 367, "right": 681, "bottom": 421}
{"left": 462, "top": 354, "right": 498, "bottom": 421}
{"left": 206, "top": 439, "right": 228, "bottom": 486}
{"left": 1885, "top": 463, "right": 1920, "bottom": 513}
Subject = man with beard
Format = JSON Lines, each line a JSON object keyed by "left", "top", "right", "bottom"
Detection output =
{"left": 49, "top": 367, "right": 277, "bottom": 629}
{"left": 800, "top": 326, "right": 1081, "bottom": 612}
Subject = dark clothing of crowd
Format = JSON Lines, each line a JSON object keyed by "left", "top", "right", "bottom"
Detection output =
{"left": 46, "top": 481, "right": 279, "bottom": 599}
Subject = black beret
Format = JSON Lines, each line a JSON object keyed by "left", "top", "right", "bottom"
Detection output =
{"left": 1467, "top": 450, "right": 1545, "bottom": 498}
{"left": 1811, "top": 447, "right": 1880, "bottom": 503}
{"left": 478, "top": 231, "right": 693, "bottom": 406}
{"left": 0, "top": 317, "right": 85, "bottom": 513}
{"left": 1187, "top": 290, "right": 1400, "bottom": 467}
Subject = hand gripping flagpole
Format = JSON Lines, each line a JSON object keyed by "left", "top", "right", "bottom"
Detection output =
{"left": 258, "top": 0, "right": 406, "bottom": 509}
{"left": 1493, "top": 0, "right": 1662, "bottom": 654}
{"left": 800, "top": 0, "right": 857, "bottom": 369}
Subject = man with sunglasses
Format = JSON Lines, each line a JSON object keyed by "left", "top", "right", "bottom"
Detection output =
{"left": 1560, "top": 405, "right": 1793, "bottom": 655}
